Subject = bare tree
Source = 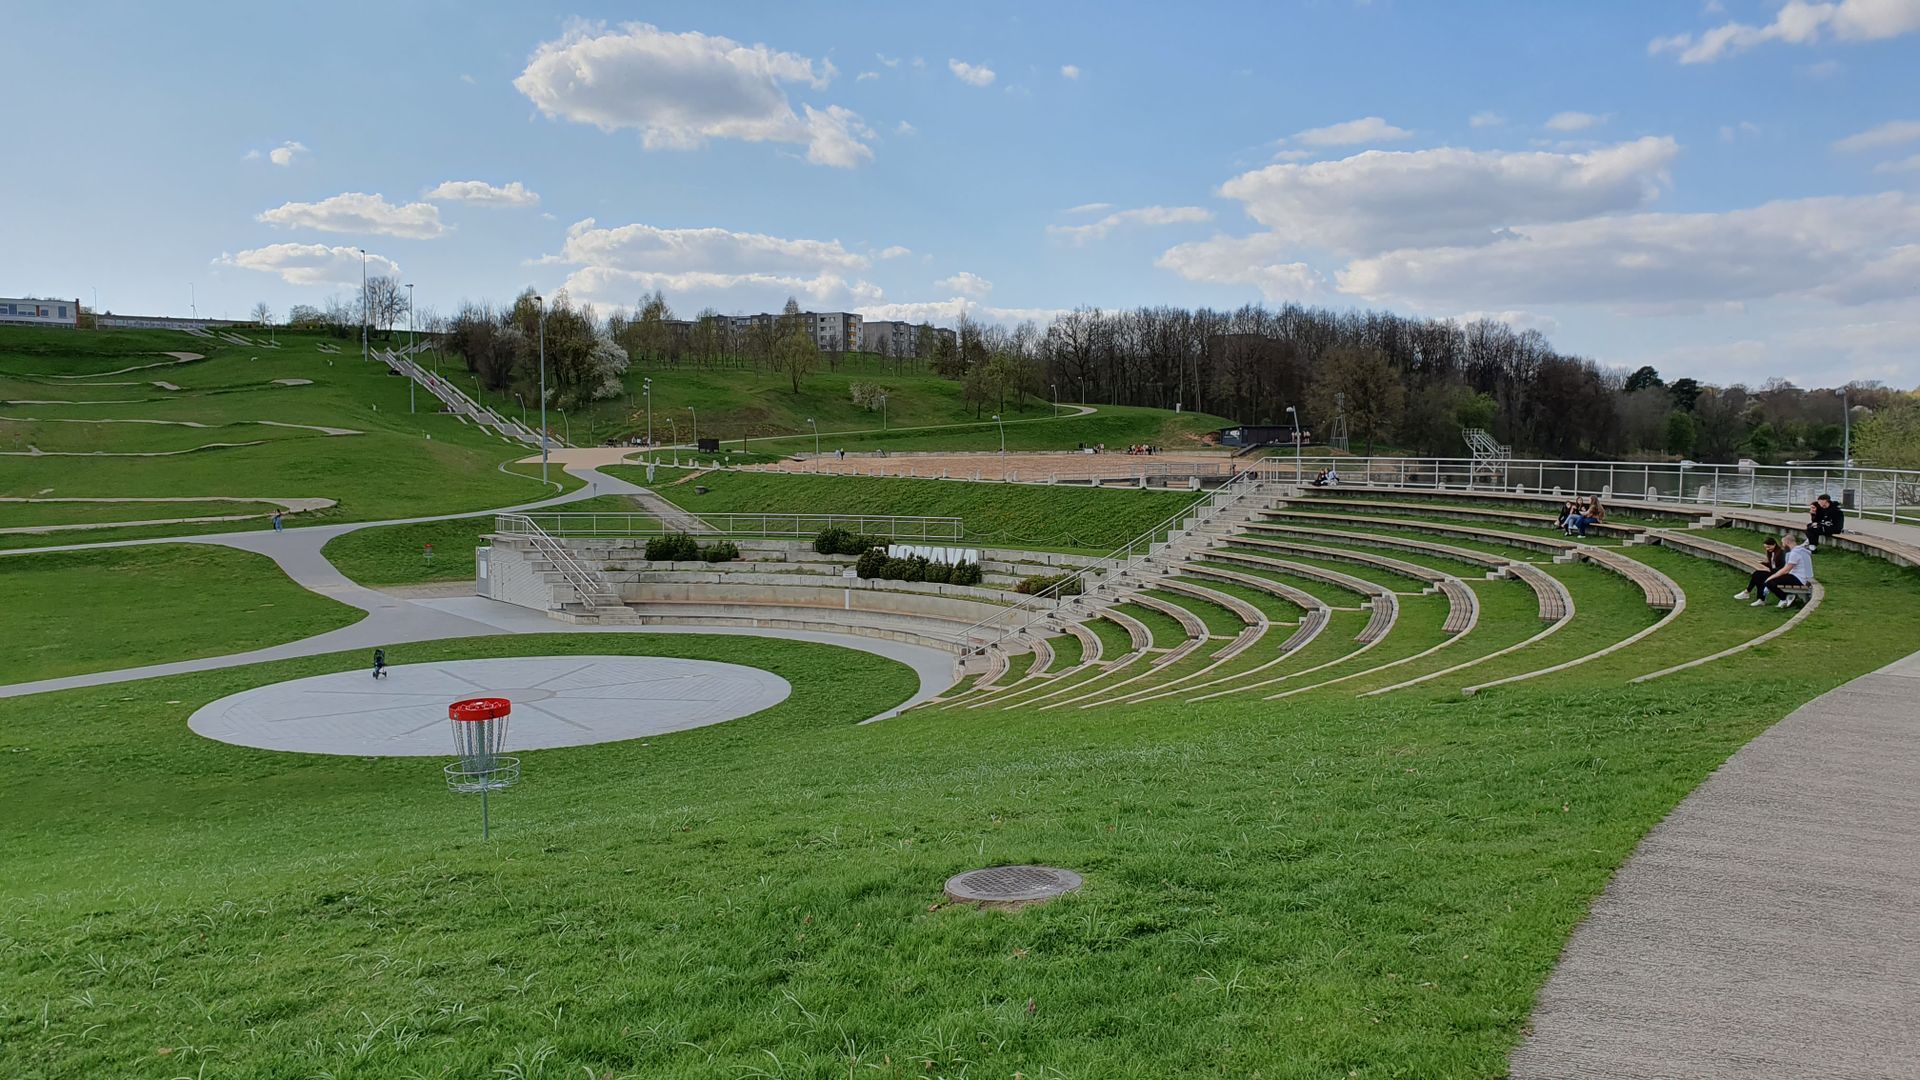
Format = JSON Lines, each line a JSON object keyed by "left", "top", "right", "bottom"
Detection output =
{"left": 249, "top": 301, "right": 273, "bottom": 326}
{"left": 364, "top": 275, "right": 408, "bottom": 336}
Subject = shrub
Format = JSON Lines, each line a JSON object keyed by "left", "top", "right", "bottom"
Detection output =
{"left": 1016, "top": 572, "right": 1083, "bottom": 596}
{"left": 701, "top": 540, "right": 740, "bottom": 563}
{"left": 855, "top": 547, "right": 888, "bottom": 579}
{"left": 644, "top": 533, "right": 701, "bottom": 561}
{"left": 949, "top": 561, "right": 983, "bottom": 587}
{"left": 813, "top": 527, "right": 885, "bottom": 556}
{"left": 880, "top": 557, "right": 915, "bottom": 580}
{"left": 923, "top": 560, "right": 952, "bottom": 585}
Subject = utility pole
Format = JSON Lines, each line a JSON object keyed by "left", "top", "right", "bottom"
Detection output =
{"left": 807, "top": 417, "right": 818, "bottom": 457}
{"left": 405, "top": 283, "right": 415, "bottom": 414}
{"left": 358, "top": 249, "right": 368, "bottom": 364}
{"left": 534, "top": 295, "right": 549, "bottom": 483}
{"left": 993, "top": 413, "right": 1005, "bottom": 453}
{"left": 643, "top": 377, "right": 652, "bottom": 447}
{"left": 880, "top": 392, "right": 888, "bottom": 431}
{"left": 687, "top": 406, "right": 698, "bottom": 446}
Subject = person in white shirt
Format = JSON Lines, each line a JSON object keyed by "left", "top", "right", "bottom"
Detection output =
{"left": 1755, "top": 533, "right": 1814, "bottom": 608}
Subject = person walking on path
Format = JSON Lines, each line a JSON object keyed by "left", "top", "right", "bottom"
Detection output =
{"left": 372, "top": 648, "right": 388, "bottom": 679}
{"left": 271, "top": 510, "right": 284, "bottom": 533}
{"left": 1735, "top": 536, "right": 1785, "bottom": 601}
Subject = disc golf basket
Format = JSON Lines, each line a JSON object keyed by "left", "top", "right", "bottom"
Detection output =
{"left": 445, "top": 697, "right": 520, "bottom": 838}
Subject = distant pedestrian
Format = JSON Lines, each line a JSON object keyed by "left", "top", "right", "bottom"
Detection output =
{"left": 271, "top": 510, "right": 284, "bottom": 533}
{"left": 372, "top": 648, "right": 388, "bottom": 679}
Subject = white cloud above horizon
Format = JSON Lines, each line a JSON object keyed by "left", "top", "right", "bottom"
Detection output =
{"left": 1046, "top": 205, "right": 1213, "bottom": 243}
{"left": 1290, "top": 116, "right": 1412, "bottom": 147}
{"left": 949, "top": 58, "right": 996, "bottom": 86}
{"left": 256, "top": 193, "right": 446, "bottom": 239}
{"left": 1060, "top": 64, "right": 1081, "bottom": 79}
{"left": 513, "top": 21, "right": 875, "bottom": 167}
{"left": 244, "top": 140, "right": 309, "bottom": 166}
{"left": 1650, "top": 0, "right": 1920, "bottom": 63}
{"left": 425, "top": 180, "right": 541, "bottom": 207}
{"left": 216, "top": 243, "right": 400, "bottom": 286}
{"left": 934, "top": 271, "right": 993, "bottom": 298}
{"left": 1833, "top": 118, "right": 1920, "bottom": 152}
{"left": 1545, "top": 111, "right": 1607, "bottom": 132}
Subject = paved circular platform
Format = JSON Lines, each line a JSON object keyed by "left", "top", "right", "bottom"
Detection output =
{"left": 188, "top": 655, "right": 791, "bottom": 756}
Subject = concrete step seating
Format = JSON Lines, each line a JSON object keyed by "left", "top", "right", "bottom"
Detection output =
{"left": 1203, "top": 546, "right": 1400, "bottom": 645}
{"left": 1212, "top": 536, "right": 1478, "bottom": 636}
{"left": 1302, "top": 484, "right": 1713, "bottom": 526}
{"left": 1281, "top": 493, "right": 1649, "bottom": 540}
{"left": 1575, "top": 547, "right": 1684, "bottom": 610}
{"left": 1261, "top": 509, "right": 1580, "bottom": 558}
{"left": 1710, "top": 509, "right": 1920, "bottom": 569}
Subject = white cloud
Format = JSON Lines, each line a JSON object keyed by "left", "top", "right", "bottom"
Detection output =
{"left": 1719, "top": 120, "right": 1762, "bottom": 142}
{"left": 425, "top": 179, "right": 541, "bottom": 207}
{"left": 1874, "top": 152, "right": 1920, "bottom": 173}
{"left": 801, "top": 104, "right": 876, "bottom": 167}
{"left": 876, "top": 245, "right": 912, "bottom": 259}
{"left": 1290, "top": 116, "right": 1413, "bottom": 146}
{"left": 934, "top": 271, "right": 993, "bottom": 298}
{"left": 257, "top": 192, "right": 446, "bottom": 239}
{"left": 948, "top": 58, "right": 996, "bottom": 87}
{"left": 1452, "top": 309, "right": 1563, "bottom": 335}
{"left": 1213, "top": 137, "right": 1678, "bottom": 257}
{"left": 1545, "top": 111, "right": 1607, "bottom": 132}
{"left": 1650, "top": 0, "right": 1920, "bottom": 63}
{"left": 1060, "top": 64, "right": 1081, "bottom": 79}
{"left": 245, "top": 140, "right": 308, "bottom": 166}
{"left": 1063, "top": 202, "right": 1113, "bottom": 215}
{"left": 1833, "top": 118, "right": 1920, "bottom": 152}
{"left": 877, "top": 53, "right": 900, "bottom": 68}
{"left": 1270, "top": 149, "right": 1314, "bottom": 162}
{"left": 857, "top": 298, "right": 1066, "bottom": 327}
{"left": 856, "top": 71, "right": 879, "bottom": 82}
{"left": 513, "top": 21, "right": 874, "bottom": 168}
{"left": 460, "top": 73, "right": 476, "bottom": 85}
{"left": 1155, "top": 233, "right": 1324, "bottom": 301}
{"left": 1335, "top": 193, "right": 1920, "bottom": 312}
{"left": 546, "top": 217, "right": 890, "bottom": 313}
{"left": 1470, "top": 111, "right": 1506, "bottom": 128}
{"left": 1046, "top": 205, "right": 1213, "bottom": 244}
{"left": 216, "top": 243, "right": 399, "bottom": 286}
{"left": 895, "top": 120, "right": 918, "bottom": 136}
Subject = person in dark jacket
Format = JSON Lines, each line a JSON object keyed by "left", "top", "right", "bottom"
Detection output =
{"left": 1735, "top": 536, "right": 1785, "bottom": 601}
{"left": 372, "top": 647, "right": 388, "bottom": 679}
{"left": 1806, "top": 494, "right": 1845, "bottom": 550}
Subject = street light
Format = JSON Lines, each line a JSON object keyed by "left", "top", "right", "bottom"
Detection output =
{"left": 879, "top": 393, "right": 888, "bottom": 431}
{"left": 405, "top": 282, "right": 415, "bottom": 414}
{"left": 1837, "top": 386, "right": 1853, "bottom": 466}
{"left": 356, "top": 250, "right": 369, "bottom": 363}
{"left": 558, "top": 408, "right": 570, "bottom": 446}
{"left": 687, "top": 406, "right": 698, "bottom": 446}
{"left": 514, "top": 393, "right": 527, "bottom": 425}
{"left": 807, "top": 417, "right": 819, "bottom": 456}
{"left": 992, "top": 413, "right": 1005, "bottom": 453}
{"left": 1285, "top": 405, "right": 1301, "bottom": 471}
{"left": 1051, "top": 383, "right": 1059, "bottom": 418}
{"left": 643, "top": 377, "right": 653, "bottom": 447}
{"left": 533, "top": 294, "right": 549, "bottom": 484}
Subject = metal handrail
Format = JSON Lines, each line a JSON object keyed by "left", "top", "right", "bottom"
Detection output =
{"left": 497, "top": 513, "right": 620, "bottom": 606}
{"left": 1251, "top": 454, "right": 1919, "bottom": 525}
{"left": 495, "top": 511, "right": 965, "bottom": 541}
{"left": 946, "top": 464, "right": 1279, "bottom": 650}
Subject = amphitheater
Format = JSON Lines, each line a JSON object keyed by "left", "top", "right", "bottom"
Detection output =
{"left": 6, "top": 444, "right": 1917, "bottom": 1077}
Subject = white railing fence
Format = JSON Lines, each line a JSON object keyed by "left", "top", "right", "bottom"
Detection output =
{"left": 497, "top": 513, "right": 620, "bottom": 606}
{"left": 495, "top": 511, "right": 965, "bottom": 541}
{"left": 947, "top": 464, "right": 1285, "bottom": 652}
{"left": 1256, "top": 454, "right": 1920, "bottom": 525}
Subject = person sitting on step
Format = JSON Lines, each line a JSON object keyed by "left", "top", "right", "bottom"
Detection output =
{"left": 1755, "top": 533, "right": 1814, "bottom": 608}
{"left": 1806, "top": 493, "right": 1845, "bottom": 550}
{"left": 1735, "top": 535, "right": 1784, "bottom": 602}
{"left": 1554, "top": 499, "right": 1577, "bottom": 532}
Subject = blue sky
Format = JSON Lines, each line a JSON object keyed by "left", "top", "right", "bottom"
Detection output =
{"left": 3, "top": 1, "right": 1917, "bottom": 386}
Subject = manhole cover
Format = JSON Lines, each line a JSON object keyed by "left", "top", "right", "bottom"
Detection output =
{"left": 944, "top": 865, "right": 1083, "bottom": 910}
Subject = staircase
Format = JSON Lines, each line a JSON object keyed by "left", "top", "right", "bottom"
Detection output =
{"left": 494, "top": 514, "right": 633, "bottom": 623}
{"left": 377, "top": 347, "right": 551, "bottom": 448}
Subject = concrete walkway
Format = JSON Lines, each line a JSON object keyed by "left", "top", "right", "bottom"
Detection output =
{"left": 1509, "top": 650, "right": 1920, "bottom": 1078}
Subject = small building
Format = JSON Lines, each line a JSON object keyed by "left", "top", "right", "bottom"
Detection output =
{"left": 1216, "top": 424, "right": 1303, "bottom": 449}
{"left": 0, "top": 297, "right": 79, "bottom": 328}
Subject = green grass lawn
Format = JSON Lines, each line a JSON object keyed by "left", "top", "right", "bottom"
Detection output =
{"left": 0, "top": 543, "right": 361, "bottom": 684}
{"left": 618, "top": 469, "right": 1198, "bottom": 550}
{"left": 323, "top": 494, "right": 656, "bottom": 586}
{"left": 0, "top": 498, "right": 283, "bottom": 529}
{"left": 0, "top": 327, "right": 556, "bottom": 544}
{"left": 3, "top": 547, "right": 1915, "bottom": 1076}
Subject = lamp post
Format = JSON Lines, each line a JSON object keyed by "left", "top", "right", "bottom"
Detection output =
{"left": 879, "top": 393, "right": 888, "bottom": 431}
{"left": 558, "top": 408, "right": 570, "bottom": 447}
{"left": 357, "top": 249, "right": 367, "bottom": 364}
{"left": 1838, "top": 386, "right": 1852, "bottom": 465}
{"left": 1286, "top": 405, "right": 1301, "bottom": 473}
{"left": 992, "top": 413, "right": 1005, "bottom": 453}
{"left": 687, "top": 406, "right": 698, "bottom": 446}
{"left": 1051, "top": 383, "right": 1059, "bottom": 418}
{"left": 405, "top": 282, "right": 415, "bottom": 414}
{"left": 807, "top": 417, "right": 819, "bottom": 457}
{"left": 668, "top": 417, "right": 679, "bottom": 465}
{"left": 514, "top": 393, "right": 526, "bottom": 425}
{"left": 643, "top": 377, "right": 653, "bottom": 447}
{"left": 533, "top": 295, "right": 549, "bottom": 484}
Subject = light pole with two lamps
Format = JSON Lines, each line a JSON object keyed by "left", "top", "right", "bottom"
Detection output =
{"left": 532, "top": 295, "right": 549, "bottom": 484}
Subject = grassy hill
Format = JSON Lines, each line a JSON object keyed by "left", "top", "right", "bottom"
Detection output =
{"left": 0, "top": 326, "right": 557, "bottom": 544}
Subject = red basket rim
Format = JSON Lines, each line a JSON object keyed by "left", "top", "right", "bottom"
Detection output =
{"left": 449, "top": 697, "right": 511, "bottom": 721}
